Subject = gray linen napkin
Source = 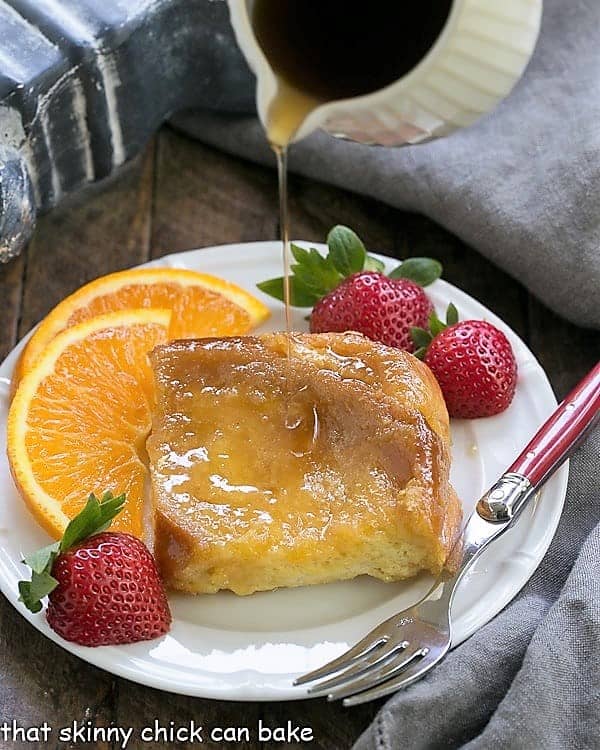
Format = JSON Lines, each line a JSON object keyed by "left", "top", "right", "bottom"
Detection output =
{"left": 172, "top": 0, "right": 600, "bottom": 330}
{"left": 353, "top": 428, "right": 600, "bottom": 750}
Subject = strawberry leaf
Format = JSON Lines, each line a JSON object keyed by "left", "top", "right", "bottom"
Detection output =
{"left": 290, "top": 244, "right": 311, "bottom": 265}
{"left": 429, "top": 310, "right": 447, "bottom": 337}
{"left": 60, "top": 492, "right": 126, "bottom": 553}
{"left": 411, "top": 303, "right": 461, "bottom": 360}
{"left": 388, "top": 258, "right": 442, "bottom": 287}
{"left": 327, "top": 225, "right": 366, "bottom": 276}
{"left": 22, "top": 542, "right": 60, "bottom": 575}
{"left": 289, "top": 245, "right": 342, "bottom": 296}
{"left": 410, "top": 327, "right": 433, "bottom": 349}
{"left": 290, "top": 245, "right": 337, "bottom": 281}
{"left": 446, "top": 302, "right": 459, "bottom": 326}
{"left": 18, "top": 491, "right": 126, "bottom": 614}
{"left": 290, "top": 264, "right": 327, "bottom": 297}
{"left": 19, "top": 543, "right": 61, "bottom": 612}
{"left": 257, "top": 277, "right": 320, "bottom": 307}
{"left": 257, "top": 224, "right": 443, "bottom": 309}
{"left": 18, "top": 572, "right": 58, "bottom": 614}
{"left": 363, "top": 255, "right": 386, "bottom": 273}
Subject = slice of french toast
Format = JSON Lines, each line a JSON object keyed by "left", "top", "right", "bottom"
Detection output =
{"left": 147, "top": 331, "right": 462, "bottom": 595}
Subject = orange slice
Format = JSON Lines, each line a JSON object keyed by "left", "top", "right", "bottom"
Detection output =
{"left": 14, "top": 268, "right": 270, "bottom": 385}
{"left": 8, "top": 309, "right": 171, "bottom": 540}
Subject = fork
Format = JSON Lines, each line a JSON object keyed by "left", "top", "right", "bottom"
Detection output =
{"left": 294, "top": 361, "right": 600, "bottom": 706}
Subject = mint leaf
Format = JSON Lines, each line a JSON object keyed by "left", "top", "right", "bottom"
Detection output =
{"left": 60, "top": 492, "right": 125, "bottom": 553}
{"left": 257, "top": 277, "right": 319, "bottom": 308}
{"left": 19, "top": 572, "right": 58, "bottom": 613}
{"left": 389, "top": 258, "right": 442, "bottom": 287}
{"left": 410, "top": 327, "right": 433, "bottom": 349}
{"left": 363, "top": 255, "right": 386, "bottom": 273}
{"left": 413, "top": 347, "right": 427, "bottom": 360}
{"left": 446, "top": 303, "right": 459, "bottom": 326}
{"left": 327, "top": 225, "right": 366, "bottom": 276}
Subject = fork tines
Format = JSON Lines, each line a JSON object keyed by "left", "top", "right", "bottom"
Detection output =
{"left": 294, "top": 610, "right": 450, "bottom": 705}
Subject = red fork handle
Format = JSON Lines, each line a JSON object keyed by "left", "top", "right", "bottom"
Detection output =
{"left": 507, "top": 361, "right": 600, "bottom": 489}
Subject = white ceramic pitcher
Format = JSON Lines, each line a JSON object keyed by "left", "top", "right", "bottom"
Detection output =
{"left": 228, "top": 0, "right": 542, "bottom": 146}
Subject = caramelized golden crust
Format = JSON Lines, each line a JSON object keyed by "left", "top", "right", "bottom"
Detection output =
{"left": 147, "top": 332, "right": 462, "bottom": 595}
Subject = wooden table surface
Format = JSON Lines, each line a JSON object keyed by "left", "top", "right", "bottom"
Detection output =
{"left": 0, "top": 127, "right": 598, "bottom": 750}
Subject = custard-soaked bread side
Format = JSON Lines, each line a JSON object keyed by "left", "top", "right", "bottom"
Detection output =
{"left": 147, "top": 332, "right": 462, "bottom": 595}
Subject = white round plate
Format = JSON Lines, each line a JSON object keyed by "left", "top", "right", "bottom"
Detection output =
{"left": 0, "top": 242, "right": 568, "bottom": 701}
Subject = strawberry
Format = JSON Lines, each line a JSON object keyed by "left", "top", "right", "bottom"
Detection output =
{"left": 257, "top": 224, "right": 442, "bottom": 352}
{"left": 310, "top": 272, "right": 433, "bottom": 351}
{"left": 18, "top": 492, "right": 171, "bottom": 646}
{"left": 412, "top": 305, "right": 518, "bottom": 419}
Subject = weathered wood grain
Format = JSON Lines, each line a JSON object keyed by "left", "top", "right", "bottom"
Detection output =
{"left": 0, "top": 598, "right": 115, "bottom": 750}
{"left": 18, "top": 143, "right": 155, "bottom": 340}
{"left": 0, "top": 255, "right": 24, "bottom": 362}
{"left": 151, "top": 129, "right": 278, "bottom": 257}
{"left": 115, "top": 690, "right": 260, "bottom": 750}
{"left": 286, "top": 170, "right": 397, "bottom": 253}
{"left": 527, "top": 297, "right": 600, "bottom": 399}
